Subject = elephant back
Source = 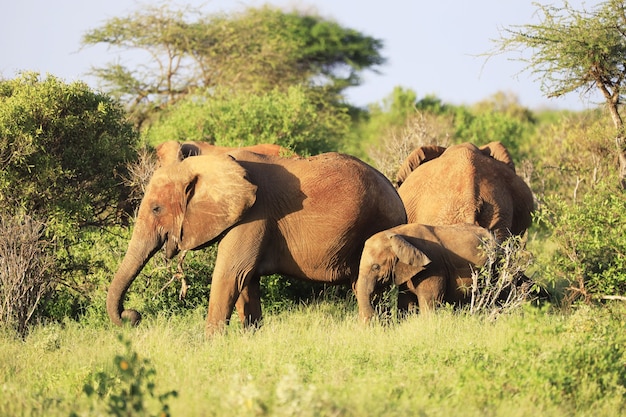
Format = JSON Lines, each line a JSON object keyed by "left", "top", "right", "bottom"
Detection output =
{"left": 397, "top": 142, "right": 534, "bottom": 238}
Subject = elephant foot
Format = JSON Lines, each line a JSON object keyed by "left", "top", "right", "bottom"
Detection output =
{"left": 205, "top": 320, "right": 228, "bottom": 337}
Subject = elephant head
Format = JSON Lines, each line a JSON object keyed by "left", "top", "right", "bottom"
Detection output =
{"left": 356, "top": 230, "right": 431, "bottom": 323}
{"left": 106, "top": 154, "right": 257, "bottom": 326}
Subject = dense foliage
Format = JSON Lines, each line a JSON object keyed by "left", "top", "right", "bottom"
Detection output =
{"left": 144, "top": 86, "right": 350, "bottom": 155}
{"left": 0, "top": 73, "right": 138, "bottom": 227}
{"left": 540, "top": 183, "right": 626, "bottom": 303}
{"left": 0, "top": 73, "right": 139, "bottom": 329}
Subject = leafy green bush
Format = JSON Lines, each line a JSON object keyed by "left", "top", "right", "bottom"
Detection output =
{"left": 0, "top": 72, "right": 138, "bottom": 226}
{"left": 538, "top": 181, "right": 626, "bottom": 303}
{"left": 0, "top": 73, "right": 139, "bottom": 328}
{"left": 144, "top": 86, "right": 350, "bottom": 155}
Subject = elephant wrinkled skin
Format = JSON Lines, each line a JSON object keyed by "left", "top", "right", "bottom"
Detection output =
{"left": 355, "top": 223, "right": 494, "bottom": 323}
{"left": 107, "top": 150, "right": 407, "bottom": 335}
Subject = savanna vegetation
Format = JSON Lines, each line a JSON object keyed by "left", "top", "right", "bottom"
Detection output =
{"left": 1, "top": 1, "right": 625, "bottom": 416}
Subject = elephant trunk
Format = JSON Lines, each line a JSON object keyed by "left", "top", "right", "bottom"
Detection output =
{"left": 355, "top": 274, "right": 377, "bottom": 324}
{"left": 107, "top": 233, "right": 162, "bottom": 326}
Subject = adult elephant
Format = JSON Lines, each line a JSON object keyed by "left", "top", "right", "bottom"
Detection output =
{"left": 107, "top": 150, "right": 407, "bottom": 335}
{"left": 355, "top": 223, "right": 494, "bottom": 323}
{"left": 155, "top": 140, "right": 293, "bottom": 167}
{"left": 396, "top": 141, "right": 534, "bottom": 241}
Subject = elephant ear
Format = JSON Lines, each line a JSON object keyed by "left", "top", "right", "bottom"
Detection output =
{"left": 395, "top": 145, "right": 447, "bottom": 187}
{"left": 387, "top": 233, "right": 432, "bottom": 285}
{"left": 180, "top": 142, "right": 202, "bottom": 159}
{"left": 479, "top": 141, "right": 516, "bottom": 172}
{"left": 179, "top": 154, "right": 257, "bottom": 251}
{"left": 155, "top": 140, "right": 183, "bottom": 167}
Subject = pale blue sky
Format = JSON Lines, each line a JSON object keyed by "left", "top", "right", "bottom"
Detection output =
{"left": 1, "top": 0, "right": 603, "bottom": 110}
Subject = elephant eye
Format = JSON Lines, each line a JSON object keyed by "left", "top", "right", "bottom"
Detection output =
{"left": 151, "top": 205, "right": 162, "bottom": 215}
{"left": 371, "top": 264, "right": 381, "bottom": 272}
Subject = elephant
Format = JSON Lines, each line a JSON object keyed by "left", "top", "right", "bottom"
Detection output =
{"left": 394, "top": 142, "right": 534, "bottom": 313}
{"left": 155, "top": 140, "right": 293, "bottom": 167}
{"left": 355, "top": 223, "right": 495, "bottom": 323}
{"left": 396, "top": 141, "right": 533, "bottom": 241}
{"left": 107, "top": 150, "right": 407, "bottom": 335}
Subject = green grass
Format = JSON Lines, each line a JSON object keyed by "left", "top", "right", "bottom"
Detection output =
{"left": 1, "top": 302, "right": 625, "bottom": 416}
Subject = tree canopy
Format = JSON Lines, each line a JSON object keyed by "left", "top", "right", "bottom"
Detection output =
{"left": 82, "top": 4, "right": 385, "bottom": 127}
{"left": 492, "top": 0, "right": 626, "bottom": 187}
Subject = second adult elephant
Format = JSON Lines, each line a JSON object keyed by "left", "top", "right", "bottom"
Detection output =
{"left": 107, "top": 151, "right": 407, "bottom": 335}
{"left": 155, "top": 140, "right": 293, "bottom": 167}
{"left": 396, "top": 141, "right": 534, "bottom": 241}
{"left": 355, "top": 223, "right": 494, "bottom": 323}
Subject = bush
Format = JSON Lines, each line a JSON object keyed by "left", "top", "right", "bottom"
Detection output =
{"left": 0, "top": 72, "right": 139, "bottom": 227}
{"left": 0, "top": 73, "right": 139, "bottom": 326}
{"left": 527, "top": 111, "right": 614, "bottom": 202}
{"left": 143, "top": 86, "right": 350, "bottom": 155}
{"left": 538, "top": 181, "right": 626, "bottom": 304}
{"left": 367, "top": 112, "right": 453, "bottom": 179}
{"left": 0, "top": 214, "right": 55, "bottom": 336}
{"left": 468, "top": 235, "right": 539, "bottom": 319}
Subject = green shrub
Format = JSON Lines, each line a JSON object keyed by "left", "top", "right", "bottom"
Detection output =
{"left": 0, "top": 73, "right": 138, "bottom": 329}
{"left": 144, "top": 86, "right": 350, "bottom": 155}
{"left": 527, "top": 111, "right": 613, "bottom": 202}
{"left": 0, "top": 72, "right": 138, "bottom": 226}
{"left": 538, "top": 181, "right": 626, "bottom": 303}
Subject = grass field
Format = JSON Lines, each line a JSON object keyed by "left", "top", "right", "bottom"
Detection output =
{"left": 1, "top": 301, "right": 625, "bottom": 417}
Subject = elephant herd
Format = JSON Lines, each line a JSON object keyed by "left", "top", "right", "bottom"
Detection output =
{"left": 106, "top": 140, "right": 534, "bottom": 335}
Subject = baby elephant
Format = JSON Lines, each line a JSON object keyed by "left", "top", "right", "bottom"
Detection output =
{"left": 355, "top": 223, "right": 494, "bottom": 323}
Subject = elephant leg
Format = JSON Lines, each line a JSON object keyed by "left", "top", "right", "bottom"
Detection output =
{"left": 415, "top": 276, "right": 446, "bottom": 313}
{"left": 235, "top": 276, "right": 262, "bottom": 329}
{"left": 206, "top": 273, "right": 239, "bottom": 335}
{"left": 205, "top": 250, "right": 245, "bottom": 335}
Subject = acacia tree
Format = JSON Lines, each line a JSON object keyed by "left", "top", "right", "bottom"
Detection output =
{"left": 82, "top": 4, "right": 385, "bottom": 127}
{"left": 493, "top": 0, "right": 626, "bottom": 188}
